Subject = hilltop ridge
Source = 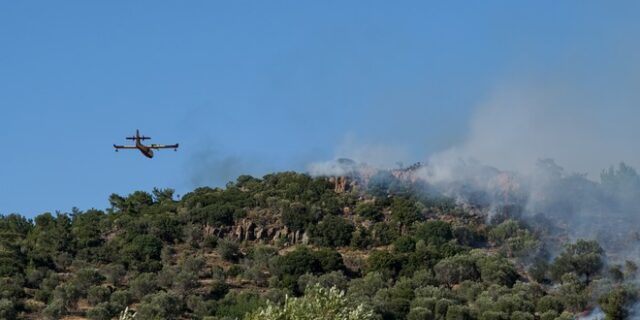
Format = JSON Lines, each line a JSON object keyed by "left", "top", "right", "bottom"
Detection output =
{"left": 0, "top": 169, "right": 636, "bottom": 319}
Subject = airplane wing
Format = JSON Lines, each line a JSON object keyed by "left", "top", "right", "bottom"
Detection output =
{"left": 113, "top": 144, "right": 137, "bottom": 149}
{"left": 150, "top": 143, "right": 179, "bottom": 150}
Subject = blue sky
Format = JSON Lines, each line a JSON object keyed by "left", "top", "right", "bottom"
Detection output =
{"left": 2, "top": 1, "right": 640, "bottom": 217}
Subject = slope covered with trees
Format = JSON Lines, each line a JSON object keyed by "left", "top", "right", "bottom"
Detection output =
{"left": 0, "top": 171, "right": 637, "bottom": 319}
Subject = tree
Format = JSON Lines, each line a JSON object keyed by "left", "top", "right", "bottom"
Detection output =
{"left": 122, "top": 234, "right": 163, "bottom": 272}
{"left": 217, "top": 239, "right": 241, "bottom": 262}
{"left": 136, "top": 291, "right": 184, "bottom": 319}
{"left": 71, "top": 209, "right": 106, "bottom": 260}
{"left": 557, "top": 274, "right": 589, "bottom": 313}
{"left": 130, "top": 273, "right": 158, "bottom": 300}
{"left": 393, "top": 236, "right": 416, "bottom": 253}
{"left": 271, "top": 246, "right": 322, "bottom": 292}
{"left": 152, "top": 187, "right": 175, "bottom": 203}
{"left": 599, "top": 287, "right": 636, "bottom": 320}
{"left": 25, "top": 212, "right": 72, "bottom": 269}
{"left": 310, "top": 215, "right": 355, "bottom": 247}
{"left": 71, "top": 268, "right": 105, "bottom": 295}
{"left": 475, "top": 255, "right": 518, "bottom": 287}
{"left": 0, "top": 214, "right": 31, "bottom": 276}
{"left": 551, "top": 240, "right": 604, "bottom": 282}
{"left": 391, "top": 197, "right": 424, "bottom": 225}
{"left": 282, "top": 202, "right": 319, "bottom": 232}
{"left": 314, "top": 248, "right": 346, "bottom": 273}
{"left": 0, "top": 299, "right": 16, "bottom": 320}
{"left": 86, "top": 302, "right": 115, "bottom": 320}
{"left": 415, "top": 220, "right": 453, "bottom": 246}
{"left": 354, "top": 202, "right": 384, "bottom": 222}
{"left": 434, "top": 254, "right": 479, "bottom": 287}
{"left": 87, "top": 285, "right": 111, "bottom": 306}
{"left": 366, "top": 250, "right": 404, "bottom": 278}
{"left": 245, "top": 285, "right": 375, "bottom": 320}
{"left": 369, "top": 222, "right": 400, "bottom": 246}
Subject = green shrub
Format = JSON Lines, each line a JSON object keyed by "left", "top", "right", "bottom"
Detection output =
{"left": 226, "top": 265, "right": 244, "bottom": 278}
{"left": 136, "top": 291, "right": 184, "bottom": 320}
{"left": 217, "top": 239, "right": 241, "bottom": 262}
{"left": 393, "top": 236, "right": 416, "bottom": 253}
{"left": 310, "top": 215, "right": 355, "bottom": 247}
{"left": 391, "top": 197, "right": 424, "bottom": 225}
{"left": 204, "top": 235, "right": 219, "bottom": 248}
{"left": 354, "top": 202, "right": 384, "bottom": 221}
{"left": 415, "top": 220, "right": 453, "bottom": 246}
{"left": 86, "top": 302, "right": 115, "bottom": 320}
{"left": 87, "top": 285, "right": 111, "bottom": 306}
{"left": 407, "top": 307, "right": 434, "bottom": 320}
{"left": 369, "top": 222, "right": 400, "bottom": 246}
{"left": 216, "top": 291, "right": 266, "bottom": 319}
{"left": 130, "top": 273, "right": 158, "bottom": 300}
{"left": 245, "top": 285, "right": 375, "bottom": 320}
{"left": 0, "top": 299, "right": 16, "bottom": 320}
{"left": 109, "top": 290, "right": 132, "bottom": 311}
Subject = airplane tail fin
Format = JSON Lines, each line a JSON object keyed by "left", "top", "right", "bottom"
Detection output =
{"left": 127, "top": 129, "right": 151, "bottom": 140}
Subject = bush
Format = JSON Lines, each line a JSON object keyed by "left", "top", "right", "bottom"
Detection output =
{"left": 446, "top": 305, "right": 472, "bottom": 320}
{"left": 510, "top": 311, "right": 534, "bottom": 320}
{"left": 130, "top": 273, "right": 158, "bottom": 300}
{"left": 122, "top": 234, "right": 163, "bottom": 272}
{"left": 215, "top": 291, "right": 266, "bottom": 319}
{"left": 350, "top": 227, "right": 371, "bottom": 249}
{"left": 103, "top": 263, "right": 126, "bottom": 286}
{"left": 172, "top": 270, "right": 199, "bottom": 295}
{"left": 391, "top": 197, "right": 424, "bottom": 225}
{"left": 354, "top": 202, "right": 383, "bottom": 221}
{"left": 136, "top": 291, "right": 184, "bottom": 320}
{"left": 109, "top": 290, "right": 132, "bottom": 311}
{"left": 536, "top": 295, "right": 563, "bottom": 314}
{"left": 393, "top": 236, "right": 416, "bottom": 253}
{"left": 415, "top": 220, "right": 453, "bottom": 246}
{"left": 86, "top": 302, "right": 115, "bottom": 320}
{"left": 217, "top": 239, "right": 241, "bottom": 262}
{"left": 599, "top": 287, "right": 636, "bottom": 320}
{"left": 42, "top": 298, "right": 66, "bottom": 319}
{"left": 282, "top": 202, "right": 318, "bottom": 232}
{"left": 407, "top": 307, "right": 434, "bottom": 320}
{"left": 551, "top": 240, "right": 604, "bottom": 282}
{"left": 475, "top": 255, "right": 518, "bottom": 287}
{"left": 369, "top": 222, "right": 400, "bottom": 246}
{"left": 434, "top": 255, "right": 479, "bottom": 287}
{"left": 298, "top": 271, "right": 349, "bottom": 292}
{"left": 314, "top": 248, "right": 345, "bottom": 273}
{"left": 366, "top": 250, "right": 404, "bottom": 278}
{"left": 205, "top": 281, "right": 230, "bottom": 300}
{"left": 245, "top": 285, "right": 375, "bottom": 320}
{"left": 226, "top": 265, "right": 244, "bottom": 278}
{"left": 87, "top": 285, "right": 111, "bottom": 306}
{"left": 310, "top": 215, "right": 355, "bottom": 247}
{"left": 271, "top": 247, "right": 323, "bottom": 292}
{"left": 0, "top": 299, "right": 16, "bottom": 320}
{"left": 204, "top": 235, "right": 219, "bottom": 249}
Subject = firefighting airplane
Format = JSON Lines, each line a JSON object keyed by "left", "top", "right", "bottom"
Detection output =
{"left": 113, "top": 130, "right": 179, "bottom": 158}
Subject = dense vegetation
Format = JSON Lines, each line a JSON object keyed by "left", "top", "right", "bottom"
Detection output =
{"left": 0, "top": 171, "right": 637, "bottom": 319}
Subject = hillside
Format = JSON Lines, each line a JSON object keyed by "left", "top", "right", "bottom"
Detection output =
{"left": 0, "top": 169, "right": 637, "bottom": 320}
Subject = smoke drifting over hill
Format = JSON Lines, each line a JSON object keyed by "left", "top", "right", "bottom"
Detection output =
{"left": 438, "top": 81, "right": 640, "bottom": 178}
{"left": 309, "top": 81, "right": 640, "bottom": 261}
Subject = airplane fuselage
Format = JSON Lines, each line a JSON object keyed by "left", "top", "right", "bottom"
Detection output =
{"left": 136, "top": 140, "right": 154, "bottom": 158}
{"left": 114, "top": 129, "right": 178, "bottom": 158}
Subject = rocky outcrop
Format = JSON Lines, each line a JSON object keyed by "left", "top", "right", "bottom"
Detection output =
{"left": 211, "top": 219, "right": 308, "bottom": 245}
{"left": 331, "top": 176, "right": 350, "bottom": 193}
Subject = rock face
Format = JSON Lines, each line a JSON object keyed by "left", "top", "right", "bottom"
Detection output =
{"left": 210, "top": 219, "right": 308, "bottom": 245}
{"left": 330, "top": 176, "right": 358, "bottom": 193}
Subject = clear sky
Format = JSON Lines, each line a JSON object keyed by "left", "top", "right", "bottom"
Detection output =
{"left": 2, "top": 1, "right": 640, "bottom": 217}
